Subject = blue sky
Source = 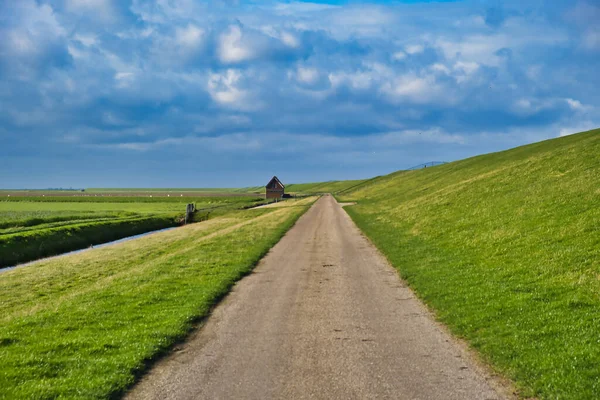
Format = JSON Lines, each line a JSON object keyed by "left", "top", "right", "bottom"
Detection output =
{"left": 1, "top": 0, "right": 598, "bottom": 188}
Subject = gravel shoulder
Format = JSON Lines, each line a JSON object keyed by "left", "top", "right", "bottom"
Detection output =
{"left": 126, "top": 195, "right": 511, "bottom": 400}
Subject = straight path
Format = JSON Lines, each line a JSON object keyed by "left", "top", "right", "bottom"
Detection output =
{"left": 127, "top": 195, "right": 508, "bottom": 400}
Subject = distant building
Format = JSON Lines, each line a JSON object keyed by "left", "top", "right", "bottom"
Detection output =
{"left": 265, "top": 176, "right": 285, "bottom": 199}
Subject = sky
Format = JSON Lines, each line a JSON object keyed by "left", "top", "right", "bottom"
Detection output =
{"left": 1, "top": 0, "right": 599, "bottom": 188}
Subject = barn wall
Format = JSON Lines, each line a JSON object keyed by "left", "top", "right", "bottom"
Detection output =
{"left": 266, "top": 189, "right": 284, "bottom": 199}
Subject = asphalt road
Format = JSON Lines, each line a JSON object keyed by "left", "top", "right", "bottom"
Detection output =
{"left": 126, "top": 195, "right": 509, "bottom": 400}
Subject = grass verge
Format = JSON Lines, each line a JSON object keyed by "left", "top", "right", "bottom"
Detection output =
{"left": 0, "top": 198, "right": 314, "bottom": 399}
{"left": 0, "top": 196, "right": 268, "bottom": 268}
{"left": 0, "top": 216, "right": 178, "bottom": 268}
{"left": 339, "top": 129, "right": 600, "bottom": 399}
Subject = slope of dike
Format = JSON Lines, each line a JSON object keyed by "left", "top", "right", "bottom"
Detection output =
{"left": 338, "top": 129, "right": 600, "bottom": 399}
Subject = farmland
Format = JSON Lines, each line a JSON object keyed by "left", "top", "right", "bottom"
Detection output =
{"left": 0, "top": 197, "right": 315, "bottom": 399}
{"left": 0, "top": 195, "right": 266, "bottom": 268}
{"left": 338, "top": 129, "right": 600, "bottom": 399}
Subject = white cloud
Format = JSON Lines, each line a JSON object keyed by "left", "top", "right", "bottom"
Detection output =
{"left": 114, "top": 72, "right": 135, "bottom": 88}
{"left": 454, "top": 61, "right": 479, "bottom": 75}
{"left": 175, "top": 24, "right": 205, "bottom": 48}
{"left": 74, "top": 33, "right": 97, "bottom": 47}
{"left": 381, "top": 73, "right": 450, "bottom": 105}
{"left": 436, "top": 35, "right": 507, "bottom": 66}
{"left": 115, "top": 72, "right": 134, "bottom": 80}
{"left": 0, "top": 1, "right": 70, "bottom": 78}
{"left": 100, "top": 133, "right": 264, "bottom": 152}
{"left": 452, "top": 61, "right": 480, "bottom": 83}
{"left": 511, "top": 98, "right": 552, "bottom": 116}
{"left": 218, "top": 25, "right": 254, "bottom": 64}
{"left": 430, "top": 63, "right": 451, "bottom": 74}
{"left": 330, "top": 7, "right": 395, "bottom": 37}
{"left": 329, "top": 71, "right": 375, "bottom": 91}
{"left": 115, "top": 142, "right": 151, "bottom": 151}
{"left": 281, "top": 31, "right": 300, "bottom": 48}
{"left": 259, "top": 26, "right": 301, "bottom": 48}
{"left": 208, "top": 69, "right": 260, "bottom": 111}
{"left": 392, "top": 51, "right": 406, "bottom": 61}
{"left": 65, "top": 0, "right": 118, "bottom": 23}
{"left": 296, "top": 67, "right": 320, "bottom": 84}
{"left": 4, "top": 1, "right": 66, "bottom": 53}
{"left": 565, "top": 98, "right": 593, "bottom": 113}
{"left": 405, "top": 44, "right": 424, "bottom": 55}
{"left": 384, "top": 76, "right": 430, "bottom": 101}
{"left": 274, "top": 2, "right": 338, "bottom": 15}
{"left": 559, "top": 122, "right": 599, "bottom": 137}
{"left": 17, "top": 1, "right": 66, "bottom": 37}
{"left": 511, "top": 98, "right": 559, "bottom": 116}
{"left": 379, "top": 129, "right": 466, "bottom": 145}
{"left": 8, "top": 31, "right": 37, "bottom": 55}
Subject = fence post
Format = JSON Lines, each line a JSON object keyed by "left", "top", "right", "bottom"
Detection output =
{"left": 185, "top": 203, "right": 194, "bottom": 224}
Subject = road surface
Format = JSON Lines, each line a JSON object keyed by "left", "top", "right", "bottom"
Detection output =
{"left": 127, "top": 195, "right": 509, "bottom": 400}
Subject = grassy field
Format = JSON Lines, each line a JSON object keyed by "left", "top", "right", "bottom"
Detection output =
{"left": 85, "top": 188, "right": 242, "bottom": 192}
{"left": 86, "top": 187, "right": 265, "bottom": 193}
{"left": 0, "top": 196, "right": 266, "bottom": 268}
{"left": 338, "top": 128, "right": 600, "bottom": 399}
{"left": 284, "top": 179, "right": 368, "bottom": 194}
{"left": 2, "top": 180, "right": 367, "bottom": 199}
{"left": 0, "top": 197, "right": 315, "bottom": 399}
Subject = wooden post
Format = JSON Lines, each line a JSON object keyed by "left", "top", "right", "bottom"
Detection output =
{"left": 185, "top": 203, "right": 195, "bottom": 224}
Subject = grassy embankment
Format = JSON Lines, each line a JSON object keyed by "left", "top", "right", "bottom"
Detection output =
{"left": 338, "top": 129, "right": 600, "bottom": 399}
{"left": 284, "top": 179, "right": 368, "bottom": 194}
{"left": 0, "top": 196, "right": 265, "bottom": 268}
{"left": 0, "top": 196, "right": 315, "bottom": 399}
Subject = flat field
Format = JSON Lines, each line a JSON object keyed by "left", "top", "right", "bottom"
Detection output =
{"left": 0, "top": 197, "right": 315, "bottom": 399}
{"left": 338, "top": 129, "right": 600, "bottom": 399}
{"left": 1, "top": 189, "right": 263, "bottom": 197}
{"left": 0, "top": 195, "right": 266, "bottom": 268}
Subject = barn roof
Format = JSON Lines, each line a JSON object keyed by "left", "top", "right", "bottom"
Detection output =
{"left": 266, "top": 176, "right": 285, "bottom": 189}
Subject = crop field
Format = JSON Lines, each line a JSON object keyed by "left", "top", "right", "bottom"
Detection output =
{"left": 0, "top": 197, "right": 315, "bottom": 399}
{"left": 338, "top": 129, "right": 600, "bottom": 399}
{"left": 0, "top": 195, "right": 266, "bottom": 268}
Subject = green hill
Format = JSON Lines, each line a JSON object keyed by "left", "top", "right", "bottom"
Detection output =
{"left": 284, "top": 179, "right": 368, "bottom": 194}
{"left": 338, "top": 129, "right": 600, "bottom": 399}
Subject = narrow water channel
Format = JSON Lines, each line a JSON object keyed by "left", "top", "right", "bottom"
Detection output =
{"left": 1, "top": 226, "right": 177, "bottom": 273}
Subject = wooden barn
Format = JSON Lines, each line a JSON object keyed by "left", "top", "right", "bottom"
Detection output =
{"left": 265, "top": 176, "right": 285, "bottom": 199}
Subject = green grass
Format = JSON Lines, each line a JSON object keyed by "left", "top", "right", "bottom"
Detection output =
{"left": 284, "top": 179, "right": 368, "bottom": 194}
{"left": 0, "top": 215, "right": 179, "bottom": 268}
{"left": 1, "top": 195, "right": 262, "bottom": 204}
{"left": 85, "top": 188, "right": 242, "bottom": 192}
{"left": 0, "top": 196, "right": 267, "bottom": 268}
{"left": 0, "top": 210, "right": 131, "bottom": 231}
{"left": 0, "top": 197, "right": 315, "bottom": 399}
{"left": 338, "top": 128, "right": 600, "bottom": 399}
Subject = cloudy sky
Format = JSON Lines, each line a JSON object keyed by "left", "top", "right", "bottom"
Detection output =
{"left": 1, "top": 0, "right": 598, "bottom": 188}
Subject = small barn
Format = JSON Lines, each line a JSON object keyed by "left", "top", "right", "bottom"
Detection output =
{"left": 265, "top": 176, "right": 285, "bottom": 199}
